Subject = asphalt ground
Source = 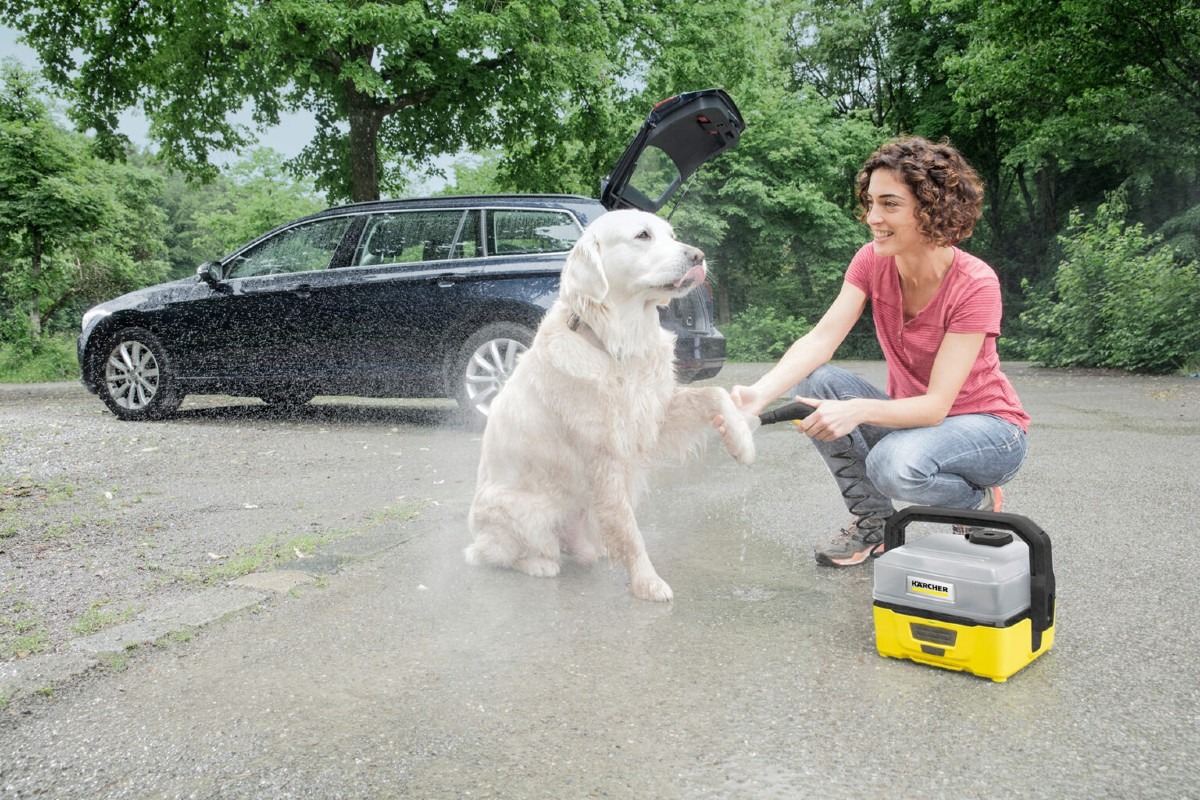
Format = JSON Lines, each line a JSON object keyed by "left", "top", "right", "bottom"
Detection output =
{"left": 1, "top": 361, "right": 1198, "bottom": 799}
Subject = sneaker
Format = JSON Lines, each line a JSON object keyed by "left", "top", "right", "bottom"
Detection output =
{"left": 953, "top": 486, "right": 1004, "bottom": 536}
{"left": 814, "top": 516, "right": 886, "bottom": 567}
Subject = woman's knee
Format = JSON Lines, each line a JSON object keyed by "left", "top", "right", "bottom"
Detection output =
{"left": 866, "top": 441, "right": 930, "bottom": 497}
{"left": 797, "top": 364, "right": 850, "bottom": 400}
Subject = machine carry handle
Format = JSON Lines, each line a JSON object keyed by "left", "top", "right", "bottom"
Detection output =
{"left": 884, "top": 506, "right": 1056, "bottom": 649}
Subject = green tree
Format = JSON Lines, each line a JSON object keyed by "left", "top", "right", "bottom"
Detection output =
{"left": 0, "top": 61, "right": 107, "bottom": 341}
{"left": 931, "top": 0, "right": 1200, "bottom": 275}
{"left": 635, "top": 0, "right": 876, "bottom": 340}
{"left": 67, "top": 158, "right": 171, "bottom": 321}
{"left": 186, "top": 148, "right": 324, "bottom": 261}
{"left": 1022, "top": 190, "right": 1200, "bottom": 373}
{"left": 436, "top": 151, "right": 503, "bottom": 196}
{"left": 1, "top": 0, "right": 671, "bottom": 203}
{"left": 0, "top": 61, "right": 170, "bottom": 351}
{"left": 787, "top": 0, "right": 947, "bottom": 134}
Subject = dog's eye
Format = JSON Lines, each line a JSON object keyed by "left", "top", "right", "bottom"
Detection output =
{"left": 635, "top": 229, "right": 652, "bottom": 240}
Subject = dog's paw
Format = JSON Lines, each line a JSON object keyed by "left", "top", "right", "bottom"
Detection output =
{"left": 513, "top": 557, "right": 561, "bottom": 577}
{"left": 720, "top": 412, "right": 757, "bottom": 466}
{"left": 463, "top": 543, "right": 486, "bottom": 566}
{"left": 631, "top": 574, "right": 674, "bottom": 602}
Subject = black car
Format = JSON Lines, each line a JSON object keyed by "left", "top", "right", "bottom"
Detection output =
{"left": 78, "top": 89, "right": 745, "bottom": 425}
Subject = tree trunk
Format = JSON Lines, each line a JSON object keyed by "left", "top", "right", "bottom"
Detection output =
{"left": 347, "top": 97, "right": 384, "bottom": 203}
{"left": 716, "top": 280, "right": 731, "bottom": 326}
{"left": 1035, "top": 166, "right": 1057, "bottom": 241}
{"left": 29, "top": 228, "right": 43, "bottom": 341}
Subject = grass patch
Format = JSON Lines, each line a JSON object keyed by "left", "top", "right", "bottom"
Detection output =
{"left": 1, "top": 604, "right": 51, "bottom": 659}
{"left": 203, "top": 531, "right": 339, "bottom": 583}
{"left": 152, "top": 629, "right": 193, "bottom": 648}
{"left": 0, "top": 477, "right": 79, "bottom": 506}
{"left": 70, "top": 599, "right": 137, "bottom": 636}
{"left": 5, "top": 629, "right": 50, "bottom": 659}
{"left": 98, "top": 651, "right": 129, "bottom": 671}
{"left": 199, "top": 500, "right": 425, "bottom": 584}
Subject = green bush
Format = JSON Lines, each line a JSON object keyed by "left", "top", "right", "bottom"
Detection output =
{"left": 0, "top": 333, "right": 78, "bottom": 383}
{"left": 722, "top": 305, "right": 812, "bottom": 362}
{"left": 1021, "top": 191, "right": 1200, "bottom": 374}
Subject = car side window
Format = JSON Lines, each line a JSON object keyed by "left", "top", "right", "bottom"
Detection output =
{"left": 453, "top": 210, "right": 482, "bottom": 259}
{"left": 227, "top": 217, "right": 353, "bottom": 278}
{"left": 490, "top": 210, "right": 580, "bottom": 256}
{"left": 354, "top": 210, "right": 477, "bottom": 266}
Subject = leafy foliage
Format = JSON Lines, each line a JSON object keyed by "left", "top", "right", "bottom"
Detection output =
{"left": 0, "top": 332, "right": 76, "bottom": 382}
{"left": 185, "top": 149, "right": 324, "bottom": 262}
{"left": 722, "top": 306, "right": 812, "bottom": 362}
{"left": 0, "top": 60, "right": 165, "bottom": 344}
{"left": 0, "top": 60, "right": 326, "bottom": 363}
{"left": 1022, "top": 191, "right": 1200, "bottom": 373}
{"left": 2, "top": 0, "right": 1200, "bottom": 375}
{"left": 0, "top": 0, "right": 673, "bottom": 202}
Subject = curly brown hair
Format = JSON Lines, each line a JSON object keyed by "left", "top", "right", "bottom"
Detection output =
{"left": 855, "top": 136, "right": 984, "bottom": 247}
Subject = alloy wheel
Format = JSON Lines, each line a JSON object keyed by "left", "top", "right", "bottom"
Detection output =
{"left": 464, "top": 337, "right": 528, "bottom": 417}
{"left": 105, "top": 339, "right": 161, "bottom": 412}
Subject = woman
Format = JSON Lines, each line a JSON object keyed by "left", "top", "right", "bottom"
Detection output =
{"left": 730, "top": 136, "right": 1029, "bottom": 567}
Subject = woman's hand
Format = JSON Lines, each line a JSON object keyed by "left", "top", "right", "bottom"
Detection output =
{"left": 713, "top": 387, "right": 764, "bottom": 437}
{"left": 730, "top": 385, "right": 767, "bottom": 416}
{"left": 795, "top": 396, "right": 862, "bottom": 441}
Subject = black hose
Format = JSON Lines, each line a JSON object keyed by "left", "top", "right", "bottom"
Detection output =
{"left": 757, "top": 401, "right": 816, "bottom": 425}
{"left": 757, "top": 401, "right": 875, "bottom": 517}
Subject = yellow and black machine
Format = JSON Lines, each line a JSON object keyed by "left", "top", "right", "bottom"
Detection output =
{"left": 872, "top": 506, "right": 1056, "bottom": 682}
{"left": 756, "top": 402, "right": 1056, "bottom": 683}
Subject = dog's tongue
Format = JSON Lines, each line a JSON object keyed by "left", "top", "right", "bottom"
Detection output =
{"left": 674, "top": 263, "right": 707, "bottom": 288}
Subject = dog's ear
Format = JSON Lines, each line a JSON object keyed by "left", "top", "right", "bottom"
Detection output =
{"left": 561, "top": 230, "right": 609, "bottom": 308}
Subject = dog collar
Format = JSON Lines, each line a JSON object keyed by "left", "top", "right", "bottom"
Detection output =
{"left": 567, "top": 312, "right": 607, "bottom": 353}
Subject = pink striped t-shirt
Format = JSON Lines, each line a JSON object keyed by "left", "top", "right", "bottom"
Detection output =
{"left": 845, "top": 243, "right": 1030, "bottom": 431}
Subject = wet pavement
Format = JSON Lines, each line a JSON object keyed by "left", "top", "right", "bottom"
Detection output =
{"left": 2, "top": 362, "right": 1198, "bottom": 799}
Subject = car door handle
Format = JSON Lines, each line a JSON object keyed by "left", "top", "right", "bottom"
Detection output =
{"left": 431, "top": 274, "right": 467, "bottom": 289}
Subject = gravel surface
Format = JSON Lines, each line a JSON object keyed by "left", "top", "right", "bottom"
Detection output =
{"left": 2, "top": 366, "right": 1198, "bottom": 799}
{"left": 0, "top": 385, "right": 465, "bottom": 663}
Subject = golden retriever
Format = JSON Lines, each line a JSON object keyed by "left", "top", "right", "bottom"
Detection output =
{"left": 464, "top": 209, "right": 756, "bottom": 601}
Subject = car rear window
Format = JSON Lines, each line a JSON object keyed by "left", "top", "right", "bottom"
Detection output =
{"left": 490, "top": 210, "right": 580, "bottom": 256}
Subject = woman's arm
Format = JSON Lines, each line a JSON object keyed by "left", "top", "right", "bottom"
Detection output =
{"left": 797, "top": 331, "right": 987, "bottom": 441}
{"left": 731, "top": 281, "right": 868, "bottom": 415}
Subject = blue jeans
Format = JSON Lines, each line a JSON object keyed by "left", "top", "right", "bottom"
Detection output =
{"left": 796, "top": 365, "right": 1027, "bottom": 519}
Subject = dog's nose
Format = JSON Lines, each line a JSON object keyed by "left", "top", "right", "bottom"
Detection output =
{"left": 689, "top": 246, "right": 705, "bottom": 265}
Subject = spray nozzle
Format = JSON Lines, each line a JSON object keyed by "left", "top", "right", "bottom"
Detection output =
{"left": 758, "top": 401, "right": 817, "bottom": 425}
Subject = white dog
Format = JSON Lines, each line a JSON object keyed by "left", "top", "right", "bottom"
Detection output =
{"left": 464, "top": 209, "right": 756, "bottom": 602}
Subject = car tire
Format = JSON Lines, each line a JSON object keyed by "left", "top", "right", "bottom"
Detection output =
{"left": 450, "top": 321, "right": 535, "bottom": 427}
{"left": 98, "top": 327, "right": 185, "bottom": 421}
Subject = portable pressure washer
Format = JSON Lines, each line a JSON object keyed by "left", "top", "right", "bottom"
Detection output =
{"left": 874, "top": 506, "right": 1055, "bottom": 681}
{"left": 758, "top": 401, "right": 1056, "bottom": 682}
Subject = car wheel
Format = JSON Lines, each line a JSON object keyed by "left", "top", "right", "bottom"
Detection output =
{"left": 99, "top": 327, "right": 184, "bottom": 421}
{"left": 451, "top": 321, "right": 534, "bottom": 426}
